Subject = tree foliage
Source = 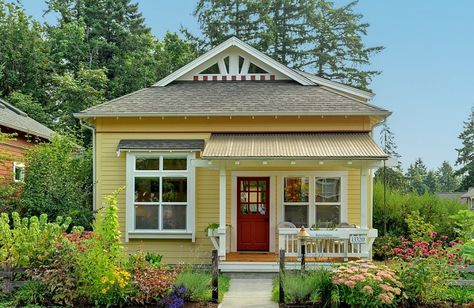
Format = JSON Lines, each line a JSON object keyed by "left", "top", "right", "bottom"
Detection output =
{"left": 21, "top": 135, "right": 93, "bottom": 228}
{"left": 455, "top": 106, "right": 474, "bottom": 190}
{"left": 187, "top": 0, "right": 383, "bottom": 90}
{"left": 437, "top": 161, "right": 459, "bottom": 192}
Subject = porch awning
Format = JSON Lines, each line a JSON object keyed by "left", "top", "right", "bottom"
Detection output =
{"left": 117, "top": 139, "right": 205, "bottom": 155}
{"left": 201, "top": 133, "right": 387, "bottom": 160}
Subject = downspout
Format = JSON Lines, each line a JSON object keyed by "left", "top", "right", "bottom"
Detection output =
{"left": 80, "top": 119, "right": 97, "bottom": 211}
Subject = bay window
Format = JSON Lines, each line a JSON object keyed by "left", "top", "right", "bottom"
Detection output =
{"left": 126, "top": 153, "right": 195, "bottom": 239}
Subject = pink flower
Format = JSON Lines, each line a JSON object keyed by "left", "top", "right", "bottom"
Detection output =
{"left": 430, "top": 231, "right": 437, "bottom": 239}
{"left": 344, "top": 280, "right": 356, "bottom": 288}
{"left": 380, "top": 284, "right": 392, "bottom": 292}
{"left": 381, "top": 245, "right": 388, "bottom": 250}
{"left": 362, "top": 285, "right": 374, "bottom": 295}
{"left": 378, "top": 293, "right": 392, "bottom": 304}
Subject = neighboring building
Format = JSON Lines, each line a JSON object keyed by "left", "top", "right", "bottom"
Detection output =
{"left": 461, "top": 188, "right": 474, "bottom": 210}
{"left": 437, "top": 192, "right": 468, "bottom": 205}
{"left": 0, "top": 99, "right": 53, "bottom": 182}
{"left": 75, "top": 37, "right": 390, "bottom": 271}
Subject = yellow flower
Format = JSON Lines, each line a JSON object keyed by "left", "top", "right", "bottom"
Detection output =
{"left": 101, "top": 276, "right": 108, "bottom": 284}
{"left": 101, "top": 287, "right": 109, "bottom": 294}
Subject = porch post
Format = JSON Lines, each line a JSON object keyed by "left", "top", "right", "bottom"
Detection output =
{"left": 360, "top": 169, "right": 368, "bottom": 229}
{"left": 218, "top": 168, "right": 227, "bottom": 258}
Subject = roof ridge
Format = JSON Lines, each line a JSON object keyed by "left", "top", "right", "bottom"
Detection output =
{"left": 319, "top": 86, "right": 390, "bottom": 114}
{"left": 0, "top": 98, "right": 28, "bottom": 117}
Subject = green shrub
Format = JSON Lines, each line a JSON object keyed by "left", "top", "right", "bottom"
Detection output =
{"left": 14, "top": 280, "right": 46, "bottom": 306}
{"left": 21, "top": 134, "right": 93, "bottom": 228}
{"left": 440, "top": 286, "right": 474, "bottom": 304}
{"left": 0, "top": 212, "right": 71, "bottom": 267}
{"left": 373, "top": 182, "right": 467, "bottom": 238}
{"left": 175, "top": 270, "right": 230, "bottom": 303}
{"left": 449, "top": 210, "right": 474, "bottom": 241}
{"left": 391, "top": 254, "right": 456, "bottom": 304}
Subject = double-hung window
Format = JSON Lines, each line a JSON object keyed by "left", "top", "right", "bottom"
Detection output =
{"left": 127, "top": 154, "right": 195, "bottom": 239}
{"left": 315, "top": 177, "right": 341, "bottom": 225}
{"left": 283, "top": 177, "right": 309, "bottom": 227}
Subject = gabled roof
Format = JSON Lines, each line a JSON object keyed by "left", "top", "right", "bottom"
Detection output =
{"left": 0, "top": 99, "right": 53, "bottom": 140}
{"left": 76, "top": 81, "right": 389, "bottom": 118}
{"left": 461, "top": 188, "right": 474, "bottom": 199}
{"left": 75, "top": 36, "right": 389, "bottom": 119}
{"left": 154, "top": 37, "right": 374, "bottom": 100}
{"left": 154, "top": 37, "right": 314, "bottom": 87}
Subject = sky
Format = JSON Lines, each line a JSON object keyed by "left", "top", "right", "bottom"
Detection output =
{"left": 19, "top": 0, "right": 474, "bottom": 171}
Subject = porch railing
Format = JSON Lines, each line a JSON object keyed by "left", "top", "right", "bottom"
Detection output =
{"left": 278, "top": 228, "right": 378, "bottom": 260}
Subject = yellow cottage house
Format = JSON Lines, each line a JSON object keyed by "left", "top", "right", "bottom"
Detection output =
{"left": 76, "top": 37, "right": 390, "bottom": 272}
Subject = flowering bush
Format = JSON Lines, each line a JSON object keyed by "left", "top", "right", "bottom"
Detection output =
{"left": 332, "top": 260, "right": 403, "bottom": 307}
{"left": 132, "top": 267, "right": 178, "bottom": 304}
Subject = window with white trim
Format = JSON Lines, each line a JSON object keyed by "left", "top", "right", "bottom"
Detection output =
{"left": 283, "top": 177, "right": 309, "bottom": 227}
{"left": 127, "top": 154, "right": 195, "bottom": 235}
{"left": 282, "top": 174, "right": 346, "bottom": 228}
{"left": 13, "top": 162, "right": 25, "bottom": 182}
{"left": 315, "top": 177, "right": 341, "bottom": 226}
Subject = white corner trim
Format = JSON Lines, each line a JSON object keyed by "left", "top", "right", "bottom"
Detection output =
{"left": 154, "top": 37, "right": 314, "bottom": 87}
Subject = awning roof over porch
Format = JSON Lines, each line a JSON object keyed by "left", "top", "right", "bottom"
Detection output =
{"left": 201, "top": 133, "right": 387, "bottom": 160}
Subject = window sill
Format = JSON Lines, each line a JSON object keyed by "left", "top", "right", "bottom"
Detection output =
{"left": 127, "top": 231, "right": 194, "bottom": 240}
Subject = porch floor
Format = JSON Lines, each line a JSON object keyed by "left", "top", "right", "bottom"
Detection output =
{"left": 224, "top": 252, "right": 360, "bottom": 263}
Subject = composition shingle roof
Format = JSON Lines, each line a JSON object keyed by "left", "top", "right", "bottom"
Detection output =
{"left": 202, "top": 133, "right": 387, "bottom": 159}
{"left": 76, "top": 81, "right": 389, "bottom": 117}
{"left": 0, "top": 99, "right": 53, "bottom": 140}
{"left": 117, "top": 139, "right": 205, "bottom": 154}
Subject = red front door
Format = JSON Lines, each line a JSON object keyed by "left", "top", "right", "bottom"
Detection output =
{"left": 237, "top": 177, "right": 270, "bottom": 251}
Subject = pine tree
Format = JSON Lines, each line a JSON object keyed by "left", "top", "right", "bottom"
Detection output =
{"left": 374, "top": 123, "right": 406, "bottom": 190}
{"left": 187, "top": 0, "right": 383, "bottom": 90}
{"left": 424, "top": 170, "right": 439, "bottom": 194}
{"left": 437, "top": 161, "right": 459, "bottom": 192}
{"left": 406, "top": 158, "right": 428, "bottom": 195}
{"left": 455, "top": 106, "right": 474, "bottom": 191}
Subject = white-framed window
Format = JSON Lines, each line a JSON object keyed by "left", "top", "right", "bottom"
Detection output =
{"left": 283, "top": 177, "right": 309, "bottom": 227}
{"left": 13, "top": 162, "right": 25, "bottom": 182}
{"left": 315, "top": 177, "right": 341, "bottom": 226}
{"left": 126, "top": 153, "right": 195, "bottom": 240}
{"left": 282, "top": 173, "right": 347, "bottom": 228}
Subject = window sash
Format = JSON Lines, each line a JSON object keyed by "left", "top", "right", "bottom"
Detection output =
{"left": 130, "top": 154, "right": 190, "bottom": 232}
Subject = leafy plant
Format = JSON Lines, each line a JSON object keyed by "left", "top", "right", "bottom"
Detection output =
{"left": 0, "top": 212, "right": 71, "bottom": 267}
{"left": 449, "top": 210, "right": 474, "bottom": 241}
{"left": 332, "top": 260, "right": 403, "bottom": 307}
{"left": 14, "top": 280, "right": 46, "bottom": 306}
{"left": 145, "top": 252, "right": 163, "bottom": 268}
{"left": 405, "top": 211, "right": 436, "bottom": 242}
{"left": 132, "top": 267, "right": 178, "bottom": 304}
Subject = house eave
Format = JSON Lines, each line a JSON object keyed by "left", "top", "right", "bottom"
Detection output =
{"left": 74, "top": 111, "right": 391, "bottom": 119}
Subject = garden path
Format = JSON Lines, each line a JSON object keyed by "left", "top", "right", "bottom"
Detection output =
{"left": 220, "top": 277, "right": 277, "bottom": 307}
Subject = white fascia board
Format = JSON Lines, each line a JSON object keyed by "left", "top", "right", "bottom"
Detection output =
{"left": 154, "top": 37, "right": 315, "bottom": 87}
{"left": 295, "top": 71, "right": 375, "bottom": 100}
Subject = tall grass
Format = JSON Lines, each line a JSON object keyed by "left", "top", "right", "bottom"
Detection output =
{"left": 175, "top": 270, "right": 230, "bottom": 303}
{"left": 272, "top": 269, "right": 333, "bottom": 306}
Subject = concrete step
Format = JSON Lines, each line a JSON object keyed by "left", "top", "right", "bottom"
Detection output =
{"left": 223, "top": 272, "right": 278, "bottom": 279}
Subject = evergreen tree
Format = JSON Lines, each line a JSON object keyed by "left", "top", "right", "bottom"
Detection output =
{"left": 437, "top": 161, "right": 459, "bottom": 192}
{"left": 187, "top": 0, "right": 383, "bottom": 90}
{"left": 374, "top": 122, "right": 406, "bottom": 190}
{"left": 455, "top": 106, "right": 474, "bottom": 191}
{"left": 406, "top": 158, "right": 428, "bottom": 195}
{"left": 424, "top": 170, "right": 439, "bottom": 194}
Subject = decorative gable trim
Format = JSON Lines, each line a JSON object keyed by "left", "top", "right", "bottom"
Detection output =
{"left": 154, "top": 37, "right": 315, "bottom": 87}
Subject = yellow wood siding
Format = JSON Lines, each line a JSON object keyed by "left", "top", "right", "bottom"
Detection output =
{"left": 95, "top": 116, "right": 373, "bottom": 133}
{"left": 95, "top": 118, "right": 374, "bottom": 263}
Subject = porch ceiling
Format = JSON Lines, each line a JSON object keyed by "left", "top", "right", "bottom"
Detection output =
{"left": 202, "top": 133, "right": 387, "bottom": 160}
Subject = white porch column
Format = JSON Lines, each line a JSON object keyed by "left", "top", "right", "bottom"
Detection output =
{"left": 360, "top": 169, "right": 368, "bottom": 229}
{"left": 218, "top": 168, "right": 227, "bottom": 258}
